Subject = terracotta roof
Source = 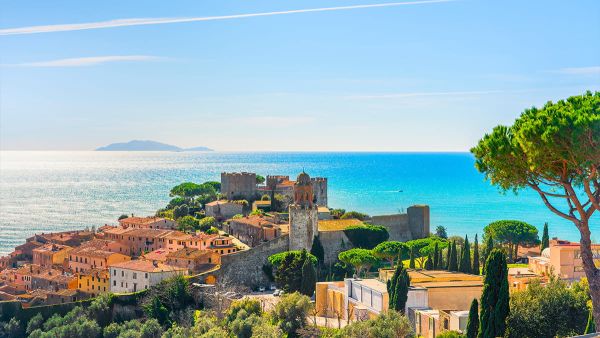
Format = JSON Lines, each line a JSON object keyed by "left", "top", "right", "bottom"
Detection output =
{"left": 142, "top": 249, "right": 170, "bottom": 262}
{"left": 167, "top": 248, "right": 214, "bottom": 259}
{"left": 229, "top": 215, "right": 279, "bottom": 228}
{"left": 318, "top": 219, "right": 363, "bottom": 232}
{"left": 78, "top": 268, "right": 109, "bottom": 278}
{"left": 119, "top": 216, "right": 166, "bottom": 225}
{"left": 71, "top": 240, "right": 122, "bottom": 259}
{"left": 122, "top": 228, "right": 173, "bottom": 238}
{"left": 109, "top": 259, "right": 187, "bottom": 273}
{"left": 33, "top": 243, "right": 72, "bottom": 253}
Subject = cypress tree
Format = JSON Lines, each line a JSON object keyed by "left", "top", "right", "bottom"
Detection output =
{"left": 433, "top": 242, "right": 440, "bottom": 269}
{"left": 466, "top": 298, "right": 479, "bottom": 338}
{"left": 449, "top": 241, "right": 459, "bottom": 272}
{"left": 438, "top": 247, "right": 444, "bottom": 270}
{"left": 473, "top": 234, "right": 480, "bottom": 275}
{"left": 409, "top": 246, "right": 416, "bottom": 269}
{"left": 391, "top": 265, "right": 410, "bottom": 313}
{"left": 459, "top": 235, "right": 472, "bottom": 274}
{"left": 388, "top": 265, "right": 401, "bottom": 309}
{"left": 310, "top": 235, "right": 325, "bottom": 266}
{"left": 541, "top": 223, "right": 550, "bottom": 251}
{"left": 300, "top": 257, "right": 317, "bottom": 296}
{"left": 425, "top": 253, "right": 433, "bottom": 270}
{"left": 445, "top": 244, "right": 451, "bottom": 270}
{"left": 479, "top": 249, "right": 509, "bottom": 338}
{"left": 482, "top": 235, "right": 494, "bottom": 275}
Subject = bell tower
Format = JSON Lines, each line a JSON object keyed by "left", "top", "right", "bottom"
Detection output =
{"left": 288, "top": 171, "right": 319, "bottom": 251}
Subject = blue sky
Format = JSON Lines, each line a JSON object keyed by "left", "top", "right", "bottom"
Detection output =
{"left": 1, "top": 0, "right": 599, "bottom": 151}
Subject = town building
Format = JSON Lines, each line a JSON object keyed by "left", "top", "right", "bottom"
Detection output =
{"left": 68, "top": 240, "right": 130, "bottom": 273}
{"left": 209, "top": 236, "right": 238, "bottom": 255}
{"left": 205, "top": 200, "right": 244, "bottom": 220}
{"left": 226, "top": 215, "right": 284, "bottom": 247}
{"left": 109, "top": 260, "right": 187, "bottom": 293}
{"left": 165, "top": 247, "right": 220, "bottom": 273}
{"left": 28, "top": 230, "right": 95, "bottom": 248}
{"left": 529, "top": 238, "right": 600, "bottom": 280}
{"left": 77, "top": 269, "right": 109, "bottom": 295}
{"left": 380, "top": 270, "right": 483, "bottom": 311}
{"left": 32, "top": 243, "right": 72, "bottom": 268}
{"left": 507, "top": 267, "right": 544, "bottom": 292}
{"left": 119, "top": 216, "right": 176, "bottom": 230}
{"left": 30, "top": 268, "right": 77, "bottom": 292}
{"left": 316, "top": 278, "right": 389, "bottom": 321}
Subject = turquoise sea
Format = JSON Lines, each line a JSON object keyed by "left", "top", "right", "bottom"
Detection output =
{"left": 0, "top": 151, "right": 598, "bottom": 255}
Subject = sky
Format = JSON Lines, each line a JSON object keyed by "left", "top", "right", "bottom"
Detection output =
{"left": 0, "top": 0, "right": 599, "bottom": 151}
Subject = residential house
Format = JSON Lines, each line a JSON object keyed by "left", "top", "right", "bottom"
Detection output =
{"left": 32, "top": 243, "right": 72, "bottom": 268}
{"left": 68, "top": 240, "right": 130, "bottom": 273}
{"left": 226, "top": 215, "right": 283, "bottom": 247}
{"left": 205, "top": 200, "right": 244, "bottom": 220}
{"left": 78, "top": 269, "right": 110, "bottom": 295}
{"left": 119, "top": 216, "right": 176, "bottom": 230}
{"left": 529, "top": 238, "right": 600, "bottom": 280}
{"left": 165, "top": 247, "right": 220, "bottom": 273}
{"left": 109, "top": 259, "right": 187, "bottom": 293}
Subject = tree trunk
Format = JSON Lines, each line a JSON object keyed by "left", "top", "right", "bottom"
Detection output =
{"left": 578, "top": 220, "right": 600, "bottom": 328}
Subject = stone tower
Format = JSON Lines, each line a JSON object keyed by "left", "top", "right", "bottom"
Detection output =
{"left": 288, "top": 172, "right": 319, "bottom": 251}
{"left": 310, "top": 177, "right": 328, "bottom": 207}
{"left": 221, "top": 172, "right": 257, "bottom": 200}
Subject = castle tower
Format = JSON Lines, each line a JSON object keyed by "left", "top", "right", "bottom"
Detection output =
{"left": 310, "top": 177, "right": 328, "bottom": 207}
{"left": 221, "top": 172, "right": 257, "bottom": 200}
{"left": 288, "top": 172, "right": 319, "bottom": 251}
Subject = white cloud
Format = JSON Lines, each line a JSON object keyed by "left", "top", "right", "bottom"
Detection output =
{"left": 556, "top": 66, "right": 600, "bottom": 76}
{"left": 9, "top": 55, "right": 162, "bottom": 67}
{"left": 0, "top": 0, "right": 454, "bottom": 36}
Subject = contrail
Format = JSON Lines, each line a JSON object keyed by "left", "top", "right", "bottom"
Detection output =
{"left": 0, "top": 0, "right": 454, "bottom": 36}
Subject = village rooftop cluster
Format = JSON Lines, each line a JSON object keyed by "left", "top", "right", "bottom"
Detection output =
{"left": 0, "top": 171, "right": 598, "bottom": 336}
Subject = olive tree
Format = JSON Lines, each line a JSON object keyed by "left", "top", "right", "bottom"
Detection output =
{"left": 471, "top": 91, "right": 600, "bottom": 326}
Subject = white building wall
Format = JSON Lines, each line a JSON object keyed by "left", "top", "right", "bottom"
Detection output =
{"left": 109, "top": 266, "right": 185, "bottom": 293}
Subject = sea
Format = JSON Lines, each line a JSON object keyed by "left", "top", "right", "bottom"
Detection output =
{"left": 0, "top": 151, "right": 598, "bottom": 255}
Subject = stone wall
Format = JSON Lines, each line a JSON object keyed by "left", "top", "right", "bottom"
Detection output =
{"left": 289, "top": 205, "right": 318, "bottom": 251}
{"left": 221, "top": 172, "right": 257, "bottom": 200}
{"left": 369, "top": 204, "right": 430, "bottom": 241}
{"left": 370, "top": 214, "right": 412, "bottom": 242}
{"left": 311, "top": 178, "right": 328, "bottom": 207}
{"left": 317, "top": 230, "right": 353, "bottom": 265}
{"left": 217, "top": 234, "right": 289, "bottom": 288}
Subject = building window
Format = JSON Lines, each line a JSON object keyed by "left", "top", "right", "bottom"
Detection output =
{"left": 133, "top": 273, "right": 137, "bottom": 279}
{"left": 145, "top": 273, "right": 148, "bottom": 278}
{"left": 113, "top": 281, "right": 116, "bottom": 286}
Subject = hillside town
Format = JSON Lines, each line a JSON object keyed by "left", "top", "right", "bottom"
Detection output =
{"left": 1, "top": 170, "right": 598, "bottom": 337}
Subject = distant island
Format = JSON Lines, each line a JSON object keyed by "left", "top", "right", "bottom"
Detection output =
{"left": 96, "top": 140, "right": 213, "bottom": 152}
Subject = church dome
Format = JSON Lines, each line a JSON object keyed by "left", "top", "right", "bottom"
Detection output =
{"left": 296, "top": 171, "right": 311, "bottom": 185}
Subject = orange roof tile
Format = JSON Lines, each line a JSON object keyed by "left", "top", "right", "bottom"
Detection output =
{"left": 109, "top": 259, "right": 187, "bottom": 273}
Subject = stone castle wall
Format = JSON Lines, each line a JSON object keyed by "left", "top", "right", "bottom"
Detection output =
{"left": 318, "top": 231, "right": 352, "bottom": 265}
{"left": 369, "top": 205, "right": 430, "bottom": 241}
{"left": 221, "top": 172, "right": 257, "bottom": 200}
{"left": 217, "top": 234, "right": 289, "bottom": 288}
{"left": 311, "top": 178, "right": 328, "bottom": 207}
{"left": 370, "top": 213, "right": 412, "bottom": 242}
{"left": 289, "top": 205, "right": 319, "bottom": 251}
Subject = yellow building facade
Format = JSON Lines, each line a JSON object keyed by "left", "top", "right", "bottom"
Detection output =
{"left": 78, "top": 269, "right": 109, "bottom": 295}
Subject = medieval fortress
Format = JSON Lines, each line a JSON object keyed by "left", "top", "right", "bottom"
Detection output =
{"left": 218, "top": 170, "right": 430, "bottom": 286}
